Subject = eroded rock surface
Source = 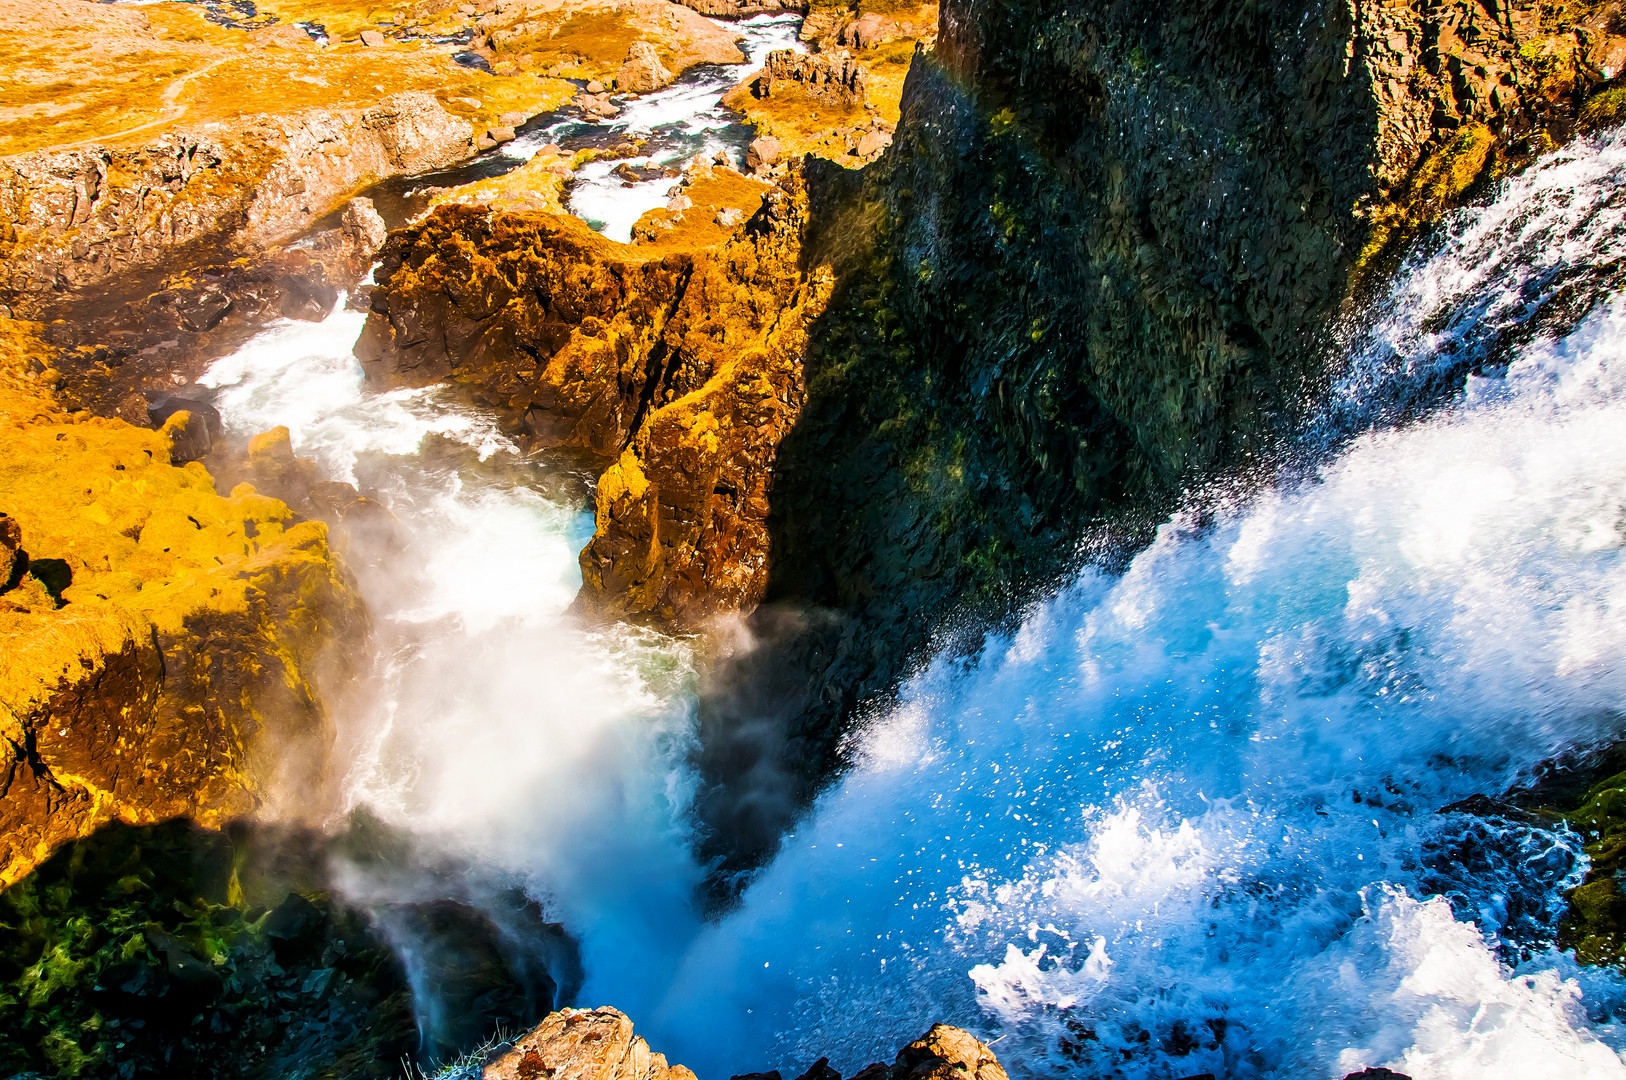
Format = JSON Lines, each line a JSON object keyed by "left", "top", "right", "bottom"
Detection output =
{"left": 0, "top": 96, "right": 470, "bottom": 316}
{"left": 358, "top": 177, "right": 827, "bottom": 629}
{"left": 0, "top": 319, "right": 365, "bottom": 887}
{"left": 483, "top": 1014, "right": 1009, "bottom": 1080}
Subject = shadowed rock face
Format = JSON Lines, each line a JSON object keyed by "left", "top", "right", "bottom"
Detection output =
{"left": 0, "top": 816, "right": 583, "bottom": 1080}
{"left": 358, "top": 0, "right": 1624, "bottom": 892}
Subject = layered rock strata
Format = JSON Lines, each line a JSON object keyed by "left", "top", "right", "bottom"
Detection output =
{"left": 0, "top": 94, "right": 469, "bottom": 316}
{"left": 0, "top": 319, "right": 365, "bottom": 887}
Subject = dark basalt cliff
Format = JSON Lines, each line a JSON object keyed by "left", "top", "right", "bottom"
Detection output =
{"left": 700, "top": 0, "right": 1626, "bottom": 882}
{"left": 360, "top": 0, "right": 1624, "bottom": 888}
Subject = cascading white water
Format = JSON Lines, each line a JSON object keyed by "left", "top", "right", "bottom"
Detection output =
{"left": 197, "top": 310, "right": 710, "bottom": 1022}
{"left": 199, "top": 125, "right": 1626, "bottom": 1080}
{"left": 499, "top": 14, "right": 805, "bottom": 242}
{"left": 618, "top": 134, "right": 1626, "bottom": 1078}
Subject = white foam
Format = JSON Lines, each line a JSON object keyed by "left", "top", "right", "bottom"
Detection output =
{"left": 615, "top": 147, "right": 1626, "bottom": 1078}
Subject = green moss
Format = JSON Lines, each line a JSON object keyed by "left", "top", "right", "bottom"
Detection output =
{"left": 1579, "top": 86, "right": 1626, "bottom": 132}
{"left": 1554, "top": 770, "right": 1626, "bottom": 967}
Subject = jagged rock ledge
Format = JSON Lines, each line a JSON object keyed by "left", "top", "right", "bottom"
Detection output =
{"left": 475, "top": 1007, "right": 1414, "bottom": 1080}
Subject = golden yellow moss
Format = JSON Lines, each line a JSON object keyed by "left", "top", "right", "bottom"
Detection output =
{"left": 0, "top": 0, "right": 574, "bottom": 155}
{"left": 1354, "top": 122, "right": 1496, "bottom": 284}
{"left": 631, "top": 168, "right": 773, "bottom": 250}
{"left": 1580, "top": 86, "right": 1626, "bottom": 132}
{"left": 0, "top": 317, "right": 363, "bottom": 886}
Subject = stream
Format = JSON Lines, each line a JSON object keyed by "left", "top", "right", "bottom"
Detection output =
{"left": 358, "top": 13, "right": 803, "bottom": 241}
{"left": 194, "top": 86, "right": 1626, "bottom": 1080}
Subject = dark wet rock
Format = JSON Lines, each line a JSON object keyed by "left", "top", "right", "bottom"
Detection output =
{"left": 279, "top": 267, "right": 340, "bottom": 321}
{"left": 1344, "top": 1071, "right": 1412, "bottom": 1080}
{"left": 0, "top": 817, "right": 581, "bottom": 1080}
{"left": 794, "top": 1060, "right": 840, "bottom": 1080}
{"left": 145, "top": 392, "right": 223, "bottom": 439}
{"left": 176, "top": 286, "right": 234, "bottom": 331}
{"left": 159, "top": 408, "right": 214, "bottom": 464}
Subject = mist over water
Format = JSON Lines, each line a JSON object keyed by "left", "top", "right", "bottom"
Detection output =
{"left": 200, "top": 132, "right": 1626, "bottom": 1079}
{"left": 199, "top": 311, "right": 710, "bottom": 1029}
{"left": 635, "top": 133, "right": 1626, "bottom": 1077}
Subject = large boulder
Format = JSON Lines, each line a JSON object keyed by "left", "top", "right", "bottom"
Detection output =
{"left": 616, "top": 41, "right": 675, "bottom": 94}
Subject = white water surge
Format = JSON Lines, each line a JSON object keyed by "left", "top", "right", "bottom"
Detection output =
{"left": 198, "top": 312, "right": 707, "bottom": 1012}
{"left": 199, "top": 129, "right": 1626, "bottom": 1080}
{"left": 500, "top": 14, "right": 804, "bottom": 242}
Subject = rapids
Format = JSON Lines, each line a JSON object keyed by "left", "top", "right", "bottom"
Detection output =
{"left": 198, "top": 128, "right": 1626, "bottom": 1078}
{"left": 364, "top": 14, "right": 804, "bottom": 241}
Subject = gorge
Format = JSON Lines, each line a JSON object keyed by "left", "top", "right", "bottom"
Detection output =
{"left": 4, "top": 0, "right": 1626, "bottom": 1078}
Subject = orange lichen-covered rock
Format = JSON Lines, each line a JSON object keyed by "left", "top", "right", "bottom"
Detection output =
{"left": 481, "top": 1012, "right": 1009, "bottom": 1080}
{"left": 482, "top": 1008, "right": 698, "bottom": 1080}
{"left": 357, "top": 178, "right": 828, "bottom": 629}
{"left": 0, "top": 318, "right": 364, "bottom": 887}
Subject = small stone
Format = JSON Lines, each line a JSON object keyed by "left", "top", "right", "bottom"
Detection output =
{"left": 716, "top": 206, "right": 745, "bottom": 228}
{"left": 359, "top": 29, "right": 386, "bottom": 46}
{"left": 487, "top": 125, "right": 517, "bottom": 144}
{"left": 856, "top": 129, "right": 890, "bottom": 157}
{"left": 667, "top": 192, "right": 693, "bottom": 212}
{"left": 161, "top": 409, "right": 212, "bottom": 465}
{"left": 746, "top": 135, "right": 781, "bottom": 170}
{"left": 586, "top": 79, "right": 605, "bottom": 94}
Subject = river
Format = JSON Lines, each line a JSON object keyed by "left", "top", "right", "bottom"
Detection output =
{"left": 196, "top": 73, "right": 1626, "bottom": 1080}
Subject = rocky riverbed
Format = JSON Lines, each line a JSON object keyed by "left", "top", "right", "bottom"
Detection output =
{"left": 6, "top": 0, "right": 1626, "bottom": 1078}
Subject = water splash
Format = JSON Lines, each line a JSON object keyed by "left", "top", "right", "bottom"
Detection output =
{"left": 199, "top": 132, "right": 1626, "bottom": 1078}
{"left": 198, "top": 301, "right": 708, "bottom": 1035}
{"left": 622, "top": 143, "right": 1626, "bottom": 1077}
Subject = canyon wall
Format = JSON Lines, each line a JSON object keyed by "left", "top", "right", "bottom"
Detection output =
{"left": 0, "top": 94, "right": 472, "bottom": 318}
{"left": 360, "top": 0, "right": 1626, "bottom": 886}
{"left": 692, "top": 0, "right": 1626, "bottom": 882}
{"left": 0, "top": 320, "right": 365, "bottom": 887}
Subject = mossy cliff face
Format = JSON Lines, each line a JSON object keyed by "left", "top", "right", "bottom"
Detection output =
{"left": 357, "top": 183, "right": 828, "bottom": 628}
{"left": 0, "top": 319, "right": 365, "bottom": 888}
{"left": 697, "top": 0, "right": 1626, "bottom": 879}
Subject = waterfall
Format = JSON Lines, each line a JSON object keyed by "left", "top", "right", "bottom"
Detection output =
{"left": 199, "top": 128, "right": 1626, "bottom": 1079}
{"left": 632, "top": 133, "right": 1626, "bottom": 1077}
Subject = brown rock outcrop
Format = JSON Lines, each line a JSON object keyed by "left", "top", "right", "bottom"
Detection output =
{"left": 0, "top": 318, "right": 365, "bottom": 887}
{"left": 746, "top": 49, "right": 870, "bottom": 105}
{"left": 482, "top": 1011, "right": 1007, "bottom": 1080}
{"left": 356, "top": 178, "right": 827, "bottom": 629}
{"left": 672, "top": 0, "right": 807, "bottom": 17}
{"left": 0, "top": 93, "right": 472, "bottom": 317}
{"left": 617, "top": 41, "right": 676, "bottom": 93}
{"left": 483, "top": 1008, "right": 698, "bottom": 1080}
